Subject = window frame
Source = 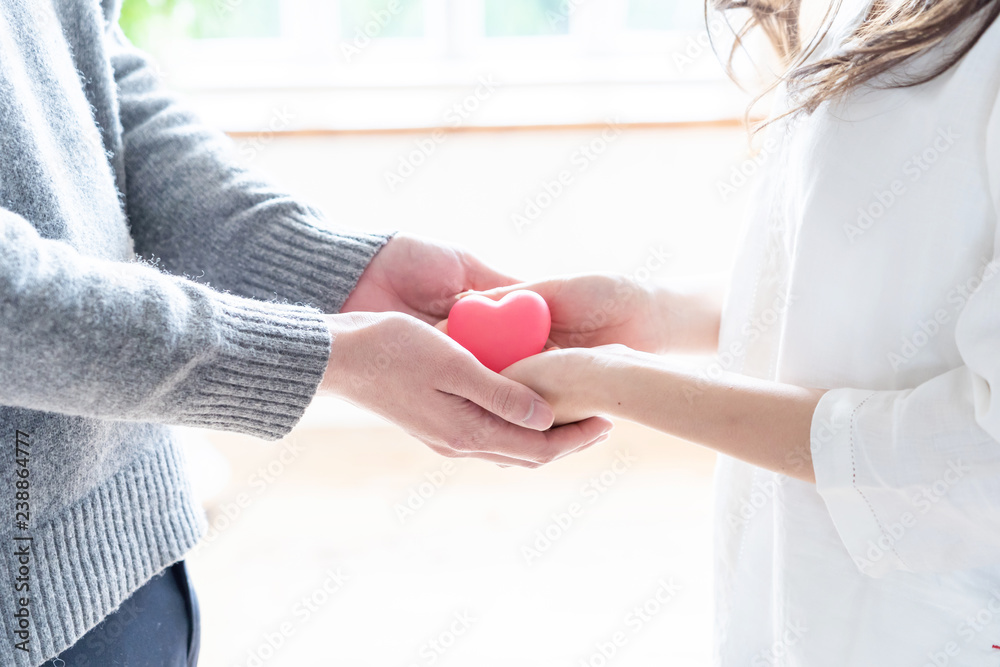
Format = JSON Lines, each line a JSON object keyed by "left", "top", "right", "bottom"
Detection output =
{"left": 149, "top": 0, "right": 743, "bottom": 131}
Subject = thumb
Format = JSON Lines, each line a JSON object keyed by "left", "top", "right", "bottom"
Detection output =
{"left": 462, "top": 254, "right": 521, "bottom": 292}
{"left": 470, "top": 278, "right": 561, "bottom": 303}
{"left": 448, "top": 359, "right": 555, "bottom": 431}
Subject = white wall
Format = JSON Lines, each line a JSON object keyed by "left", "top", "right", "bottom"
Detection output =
{"left": 234, "top": 123, "right": 756, "bottom": 279}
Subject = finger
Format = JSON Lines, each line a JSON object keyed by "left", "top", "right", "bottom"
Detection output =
{"left": 435, "top": 319, "right": 449, "bottom": 335}
{"left": 445, "top": 448, "right": 544, "bottom": 468}
{"left": 461, "top": 254, "right": 521, "bottom": 292}
{"left": 462, "top": 415, "right": 614, "bottom": 464}
{"left": 469, "top": 278, "right": 562, "bottom": 302}
{"left": 551, "top": 429, "right": 612, "bottom": 462}
{"left": 440, "top": 361, "right": 556, "bottom": 431}
{"left": 420, "top": 422, "right": 541, "bottom": 468}
{"left": 539, "top": 417, "right": 615, "bottom": 460}
{"left": 463, "top": 451, "right": 542, "bottom": 468}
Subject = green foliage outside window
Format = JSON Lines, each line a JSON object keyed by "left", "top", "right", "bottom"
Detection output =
{"left": 118, "top": 0, "right": 698, "bottom": 52}
{"left": 484, "top": 0, "right": 569, "bottom": 37}
{"left": 118, "top": 0, "right": 280, "bottom": 49}
{"left": 340, "top": 0, "right": 424, "bottom": 39}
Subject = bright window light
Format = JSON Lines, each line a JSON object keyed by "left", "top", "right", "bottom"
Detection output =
{"left": 119, "top": 0, "right": 746, "bottom": 130}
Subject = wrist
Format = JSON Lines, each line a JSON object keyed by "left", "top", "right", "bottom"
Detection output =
{"left": 596, "top": 349, "right": 689, "bottom": 429}
{"left": 647, "top": 284, "right": 678, "bottom": 354}
{"left": 652, "top": 276, "right": 726, "bottom": 354}
{"left": 581, "top": 347, "right": 648, "bottom": 419}
{"left": 318, "top": 311, "right": 390, "bottom": 398}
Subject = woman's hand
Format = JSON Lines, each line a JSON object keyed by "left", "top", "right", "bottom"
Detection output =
{"left": 319, "top": 311, "right": 614, "bottom": 467}
{"left": 464, "top": 273, "right": 728, "bottom": 355}
{"left": 505, "top": 342, "right": 827, "bottom": 482}
{"left": 500, "top": 345, "right": 640, "bottom": 426}
{"left": 471, "top": 274, "right": 665, "bottom": 352}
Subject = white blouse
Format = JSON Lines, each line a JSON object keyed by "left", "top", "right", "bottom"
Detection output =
{"left": 714, "top": 4, "right": 1000, "bottom": 666}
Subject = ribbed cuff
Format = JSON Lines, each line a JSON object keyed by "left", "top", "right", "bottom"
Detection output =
{"left": 235, "top": 211, "right": 393, "bottom": 314}
{"left": 169, "top": 291, "right": 334, "bottom": 440}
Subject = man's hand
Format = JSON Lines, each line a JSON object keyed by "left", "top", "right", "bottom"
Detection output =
{"left": 318, "top": 312, "right": 614, "bottom": 467}
{"left": 341, "top": 233, "right": 518, "bottom": 324}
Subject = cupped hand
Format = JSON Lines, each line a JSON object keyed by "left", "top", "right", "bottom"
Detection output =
{"left": 501, "top": 344, "right": 640, "bottom": 426}
{"left": 341, "top": 233, "right": 519, "bottom": 324}
{"left": 450, "top": 273, "right": 668, "bottom": 353}
{"left": 319, "top": 311, "right": 614, "bottom": 467}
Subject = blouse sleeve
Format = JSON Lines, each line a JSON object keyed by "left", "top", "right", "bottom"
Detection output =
{"left": 810, "top": 91, "right": 1000, "bottom": 578}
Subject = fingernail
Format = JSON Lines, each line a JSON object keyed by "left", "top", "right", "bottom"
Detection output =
{"left": 522, "top": 400, "right": 555, "bottom": 430}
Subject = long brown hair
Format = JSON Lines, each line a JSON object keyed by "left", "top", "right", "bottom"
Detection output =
{"left": 710, "top": 0, "right": 1000, "bottom": 120}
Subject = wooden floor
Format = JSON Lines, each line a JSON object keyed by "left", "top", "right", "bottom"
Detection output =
{"left": 183, "top": 420, "right": 717, "bottom": 667}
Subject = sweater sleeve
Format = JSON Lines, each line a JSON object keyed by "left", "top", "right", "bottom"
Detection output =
{"left": 0, "top": 206, "right": 333, "bottom": 441}
{"left": 107, "top": 24, "right": 392, "bottom": 313}
{"left": 810, "top": 94, "right": 1000, "bottom": 578}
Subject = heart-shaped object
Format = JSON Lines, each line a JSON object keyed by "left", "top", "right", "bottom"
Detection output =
{"left": 448, "top": 290, "right": 551, "bottom": 373}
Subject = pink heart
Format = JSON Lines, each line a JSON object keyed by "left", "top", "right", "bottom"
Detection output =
{"left": 448, "top": 290, "right": 552, "bottom": 373}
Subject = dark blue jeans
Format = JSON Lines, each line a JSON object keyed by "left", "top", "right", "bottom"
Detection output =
{"left": 41, "top": 560, "right": 200, "bottom": 667}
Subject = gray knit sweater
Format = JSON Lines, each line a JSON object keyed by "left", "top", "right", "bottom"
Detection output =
{"left": 0, "top": 0, "right": 391, "bottom": 663}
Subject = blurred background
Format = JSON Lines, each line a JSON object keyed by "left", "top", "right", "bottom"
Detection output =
{"left": 119, "top": 1, "right": 770, "bottom": 664}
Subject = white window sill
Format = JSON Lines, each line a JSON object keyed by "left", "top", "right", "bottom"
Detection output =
{"left": 157, "top": 40, "right": 748, "bottom": 132}
{"left": 173, "top": 78, "right": 748, "bottom": 134}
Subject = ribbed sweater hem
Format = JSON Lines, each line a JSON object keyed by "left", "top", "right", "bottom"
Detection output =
{"left": 0, "top": 431, "right": 207, "bottom": 667}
